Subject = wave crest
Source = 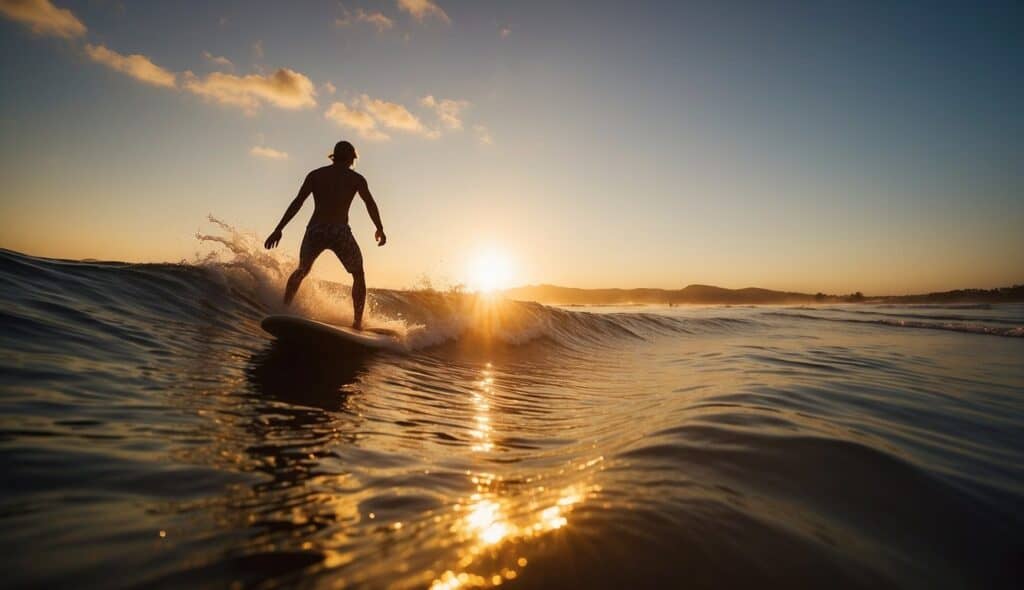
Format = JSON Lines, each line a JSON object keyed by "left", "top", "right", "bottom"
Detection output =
{"left": 191, "top": 218, "right": 703, "bottom": 350}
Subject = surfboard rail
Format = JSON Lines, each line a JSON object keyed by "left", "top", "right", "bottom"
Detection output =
{"left": 261, "top": 315, "right": 403, "bottom": 352}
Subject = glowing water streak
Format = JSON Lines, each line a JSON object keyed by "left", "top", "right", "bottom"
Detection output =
{"left": 429, "top": 364, "right": 602, "bottom": 589}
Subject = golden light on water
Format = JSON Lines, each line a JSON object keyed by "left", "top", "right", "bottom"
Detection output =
{"left": 464, "top": 497, "right": 511, "bottom": 545}
{"left": 470, "top": 371, "right": 495, "bottom": 452}
{"left": 430, "top": 484, "right": 593, "bottom": 589}
{"left": 428, "top": 365, "right": 602, "bottom": 589}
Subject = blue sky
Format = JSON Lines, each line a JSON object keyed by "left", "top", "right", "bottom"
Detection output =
{"left": 1, "top": 0, "right": 1021, "bottom": 293}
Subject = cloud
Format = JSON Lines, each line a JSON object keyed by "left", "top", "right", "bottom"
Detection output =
{"left": 420, "top": 95, "right": 468, "bottom": 130}
{"left": 84, "top": 44, "right": 177, "bottom": 88}
{"left": 0, "top": 0, "right": 86, "bottom": 38}
{"left": 202, "top": 51, "right": 233, "bottom": 69}
{"left": 473, "top": 124, "right": 493, "bottom": 145}
{"left": 183, "top": 68, "right": 317, "bottom": 113}
{"left": 325, "top": 101, "right": 389, "bottom": 141}
{"left": 84, "top": 42, "right": 315, "bottom": 114}
{"left": 336, "top": 8, "right": 393, "bottom": 32}
{"left": 251, "top": 40, "right": 263, "bottom": 59}
{"left": 397, "top": 0, "right": 449, "bottom": 24}
{"left": 326, "top": 94, "right": 478, "bottom": 141}
{"left": 500, "top": 26, "right": 511, "bottom": 39}
{"left": 250, "top": 145, "right": 288, "bottom": 160}
{"left": 322, "top": 81, "right": 336, "bottom": 95}
{"left": 358, "top": 94, "right": 428, "bottom": 134}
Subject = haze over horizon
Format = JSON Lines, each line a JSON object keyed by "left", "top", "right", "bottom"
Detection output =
{"left": 502, "top": 280, "right": 1024, "bottom": 301}
{"left": 2, "top": 1, "right": 1022, "bottom": 295}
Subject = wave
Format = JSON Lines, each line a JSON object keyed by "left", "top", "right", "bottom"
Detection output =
{"left": 793, "top": 306, "right": 1023, "bottom": 325}
{"left": 874, "top": 303, "right": 994, "bottom": 310}
{"left": 190, "top": 218, "right": 716, "bottom": 350}
{"left": 2, "top": 220, "right": 757, "bottom": 356}
{"left": 766, "top": 311, "right": 1024, "bottom": 338}
{"left": 6, "top": 217, "right": 1020, "bottom": 356}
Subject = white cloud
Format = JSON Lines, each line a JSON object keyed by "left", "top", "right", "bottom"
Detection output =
{"left": 325, "top": 101, "right": 389, "bottom": 141}
{"left": 358, "top": 94, "right": 427, "bottom": 134}
{"left": 202, "top": 51, "right": 234, "bottom": 69}
{"left": 420, "top": 95, "right": 468, "bottom": 130}
{"left": 336, "top": 8, "right": 393, "bottom": 32}
{"left": 250, "top": 145, "right": 289, "bottom": 160}
{"left": 326, "top": 93, "right": 478, "bottom": 141}
{"left": 183, "top": 68, "right": 317, "bottom": 113}
{"left": 0, "top": 0, "right": 86, "bottom": 38}
{"left": 84, "top": 44, "right": 177, "bottom": 88}
{"left": 322, "top": 81, "right": 337, "bottom": 95}
{"left": 474, "top": 124, "right": 493, "bottom": 145}
{"left": 397, "top": 0, "right": 449, "bottom": 24}
{"left": 84, "top": 42, "right": 316, "bottom": 115}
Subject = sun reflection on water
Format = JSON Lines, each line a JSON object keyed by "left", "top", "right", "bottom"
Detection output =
{"left": 429, "top": 364, "right": 602, "bottom": 589}
{"left": 470, "top": 368, "right": 495, "bottom": 452}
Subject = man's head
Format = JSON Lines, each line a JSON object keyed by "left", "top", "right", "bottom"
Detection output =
{"left": 329, "top": 141, "right": 358, "bottom": 167}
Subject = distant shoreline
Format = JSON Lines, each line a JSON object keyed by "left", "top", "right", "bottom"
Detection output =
{"left": 502, "top": 283, "right": 1024, "bottom": 306}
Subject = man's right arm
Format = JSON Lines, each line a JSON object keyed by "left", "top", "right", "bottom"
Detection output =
{"left": 265, "top": 174, "right": 312, "bottom": 249}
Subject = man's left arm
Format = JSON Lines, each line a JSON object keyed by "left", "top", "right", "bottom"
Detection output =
{"left": 358, "top": 178, "right": 386, "bottom": 246}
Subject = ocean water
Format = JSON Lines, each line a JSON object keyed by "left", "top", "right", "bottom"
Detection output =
{"left": 1, "top": 237, "right": 1022, "bottom": 589}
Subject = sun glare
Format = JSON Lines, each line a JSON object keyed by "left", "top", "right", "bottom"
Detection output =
{"left": 467, "top": 249, "right": 515, "bottom": 294}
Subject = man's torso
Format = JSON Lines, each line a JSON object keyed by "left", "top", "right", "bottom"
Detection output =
{"left": 306, "top": 165, "right": 363, "bottom": 226}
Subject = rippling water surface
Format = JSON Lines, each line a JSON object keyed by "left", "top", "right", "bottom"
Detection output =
{"left": 1, "top": 246, "right": 1022, "bottom": 589}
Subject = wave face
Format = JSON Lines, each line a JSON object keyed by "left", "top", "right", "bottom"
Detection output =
{"left": 1, "top": 240, "right": 1023, "bottom": 590}
{"left": 764, "top": 306, "right": 1024, "bottom": 338}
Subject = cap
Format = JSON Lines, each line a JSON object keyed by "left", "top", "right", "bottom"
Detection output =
{"left": 328, "top": 140, "right": 357, "bottom": 161}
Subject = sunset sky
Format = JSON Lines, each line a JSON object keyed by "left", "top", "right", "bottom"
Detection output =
{"left": 1, "top": 0, "right": 1021, "bottom": 294}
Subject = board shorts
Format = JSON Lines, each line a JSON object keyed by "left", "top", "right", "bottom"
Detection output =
{"left": 299, "top": 222, "right": 363, "bottom": 275}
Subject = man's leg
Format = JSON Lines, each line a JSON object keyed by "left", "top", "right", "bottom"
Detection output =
{"left": 285, "top": 228, "right": 323, "bottom": 305}
{"left": 283, "top": 265, "right": 309, "bottom": 305}
{"left": 331, "top": 228, "right": 365, "bottom": 330}
{"left": 351, "top": 271, "right": 366, "bottom": 330}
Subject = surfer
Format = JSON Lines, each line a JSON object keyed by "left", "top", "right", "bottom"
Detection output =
{"left": 264, "top": 141, "right": 386, "bottom": 330}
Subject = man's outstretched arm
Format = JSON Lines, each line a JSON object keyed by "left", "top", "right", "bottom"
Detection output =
{"left": 358, "top": 178, "right": 387, "bottom": 246}
{"left": 265, "top": 176, "right": 312, "bottom": 249}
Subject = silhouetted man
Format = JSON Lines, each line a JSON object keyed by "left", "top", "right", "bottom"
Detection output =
{"left": 264, "top": 141, "right": 386, "bottom": 330}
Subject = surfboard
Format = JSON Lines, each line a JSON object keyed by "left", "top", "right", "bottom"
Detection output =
{"left": 261, "top": 315, "right": 402, "bottom": 352}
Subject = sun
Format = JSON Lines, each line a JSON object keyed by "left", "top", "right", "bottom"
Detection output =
{"left": 467, "top": 248, "right": 515, "bottom": 294}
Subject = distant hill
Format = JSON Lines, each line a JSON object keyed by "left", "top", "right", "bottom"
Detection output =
{"left": 875, "top": 285, "right": 1024, "bottom": 304}
{"left": 501, "top": 283, "right": 1024, "bottom": 305}
{"left": 502, "top": 284, "right": 820, "bottom": 305}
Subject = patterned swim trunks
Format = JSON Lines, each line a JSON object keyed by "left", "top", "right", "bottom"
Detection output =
{"left": 299, "top": 222, "right": 364, "bottom": 275}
